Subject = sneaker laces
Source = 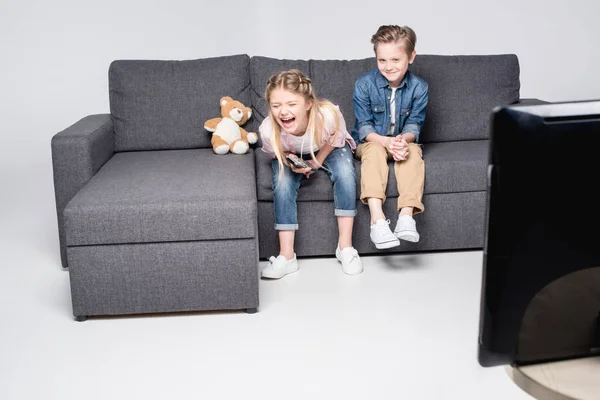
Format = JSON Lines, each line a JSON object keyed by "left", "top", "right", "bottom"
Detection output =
{"left": 268, "top": 255, "right": 288, "bottom": 269}
{"left": 397, "top": 216, "right": 416, "bottom": 229}
{"left": 268, "top": 256, "right": 277, "bottom": 264}
{"left": 373, "top": 219, "right": 392, "bottom": 231}
{"left": 346, "top": 247, "right": 358, "bottom": 259}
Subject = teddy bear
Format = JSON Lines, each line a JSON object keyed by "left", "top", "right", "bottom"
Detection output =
{"left": 204, "top": 96, "right": 258, "bottom": 155}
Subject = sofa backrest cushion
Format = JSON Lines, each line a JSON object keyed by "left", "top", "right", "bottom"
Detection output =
{"left": 109, "top": 54, "right": 251, "bottom": 152}
{"left": 249, "top": 57, "right": 375, "bottom": 133}
{"left": 409, "top": 54, "right": 520, "bottom": 142}
{"left": 309, "top": 58, "right": 377, "bottom": 133}
{"left": 250, "top": 54, "right": 520, "bottom": 143}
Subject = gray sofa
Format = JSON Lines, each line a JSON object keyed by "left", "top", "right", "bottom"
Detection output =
{"left": 51, "top": 53, "right": 529, "bottom": 320}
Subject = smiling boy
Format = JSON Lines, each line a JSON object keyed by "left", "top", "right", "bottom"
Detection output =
{"left": 351, "top": 25, "right": 428, "bottom": 250}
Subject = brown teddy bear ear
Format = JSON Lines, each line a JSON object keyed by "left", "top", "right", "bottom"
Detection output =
{"left": 220, "top": 96, "right": 233, "bottom": 107}
{"left": 246, "top": 108, "right": 252, "bottom": 119}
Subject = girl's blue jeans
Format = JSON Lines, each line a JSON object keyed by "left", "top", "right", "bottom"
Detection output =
{"left": 272, "top": 143, "right": 357, "bottom": 230}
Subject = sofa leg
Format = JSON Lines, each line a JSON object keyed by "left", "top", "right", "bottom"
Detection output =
{"left": 75, "top": 315, "right": 88, "bottom": 322}
{"left": 245, "top": 307, "right": 258, "bottom": 314}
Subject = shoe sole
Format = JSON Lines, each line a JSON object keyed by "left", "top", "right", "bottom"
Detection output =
{"left": 373, "top": 239, "right": 400, "bottom": 249}
{"left": 395, "top": 231, "right": 420, "bottom": 242}
{"left": 341, "top": 267, "right": 363, "bottom": 275}
{"left": 261, "top": 266, "right": 299, "bottom": 279}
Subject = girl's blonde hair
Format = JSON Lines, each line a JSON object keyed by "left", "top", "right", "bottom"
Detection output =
{"left": 264, "top": 69, "right": 341, "bottom": 178}
{"left": 371, "top": 25, "right": 417, "bottom": 56}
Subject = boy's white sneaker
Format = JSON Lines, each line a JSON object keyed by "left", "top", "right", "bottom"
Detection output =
{"left": 370, "top": 219, "right": 400, "bottom": 249}
{"left": 335, "top": 246, "right": 363, "bottom": 275}
{"left": 261, "top": 254, "right": 299, "bottom": 279}
{"left": 394, "top": 215, "right": 420, "bottom": 242}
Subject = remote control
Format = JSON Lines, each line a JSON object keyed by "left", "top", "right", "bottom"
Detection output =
{"left": 286, "top": 155, "right": 316, "bottom": 170}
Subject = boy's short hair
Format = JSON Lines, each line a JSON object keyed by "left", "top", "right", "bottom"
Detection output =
{"left": 371, "top": 25, "right": 417, "bottom": 55}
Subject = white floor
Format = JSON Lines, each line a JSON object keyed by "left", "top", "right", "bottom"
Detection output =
{"left": 0, "top": 198, "right": 534, "bottom": 400}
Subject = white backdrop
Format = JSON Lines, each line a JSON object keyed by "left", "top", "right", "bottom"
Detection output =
{"left": 1, "top": 0, "right": 599, "bottom": 258}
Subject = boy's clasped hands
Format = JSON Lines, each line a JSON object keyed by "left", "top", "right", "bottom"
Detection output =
{"left": 386, "top": 135, "right": 409, "bottom": 161}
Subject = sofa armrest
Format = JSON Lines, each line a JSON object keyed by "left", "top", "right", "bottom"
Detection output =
{"left": 51, "top": 114, "right": 115, "bottom": 268}
{"left": 514, "top": 98, "right": 550, "bottom": 106}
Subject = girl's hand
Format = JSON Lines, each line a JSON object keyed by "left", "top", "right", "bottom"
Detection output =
{"left": 289, "top": 164, "right": 311, "bottom": 175}
{"left": 303, "top": 159, "right": 321, "bottom": 178}
{"left": 307, "top": 159, "right": 321, "bottom": 170}
{"left": 287, "top": 154, "right": 314, "bottom": 176}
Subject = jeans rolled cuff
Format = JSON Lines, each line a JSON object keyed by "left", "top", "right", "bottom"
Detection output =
{"left": 274, "top": 223, "right": 299, "bottom": 231}
{"left": 334, "top": 209, "right": 357, "bottom": 217}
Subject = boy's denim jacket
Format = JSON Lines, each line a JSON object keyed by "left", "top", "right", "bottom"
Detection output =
{"left": 351, "top": 69, "right": 428, "bottom": 144}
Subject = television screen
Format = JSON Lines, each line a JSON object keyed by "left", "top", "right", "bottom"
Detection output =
{"left": 478, "top": 99, "right": 600, "bottom": 367}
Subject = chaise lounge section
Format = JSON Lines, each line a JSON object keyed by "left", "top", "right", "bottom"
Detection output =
{"left": 52, "top": 55, "right": 260, "bottom": 320}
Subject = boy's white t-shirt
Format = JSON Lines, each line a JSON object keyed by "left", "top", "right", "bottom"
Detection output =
{"left": 388, "top": 87, "right": 398, "bottom": 136}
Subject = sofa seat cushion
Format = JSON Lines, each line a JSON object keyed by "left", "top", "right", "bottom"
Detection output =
{"left": 255, "top": 140, "right": 488, "bottom": 201}
{"left": 417, "top": 140, "right": 489, "bottom": 194}
{"left": 64, "top": 149, "right": 257, "bottom": 246}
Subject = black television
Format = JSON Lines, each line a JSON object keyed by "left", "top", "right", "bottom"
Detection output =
{"left": 478, "top": 99, "right": 600, "bottom": 367}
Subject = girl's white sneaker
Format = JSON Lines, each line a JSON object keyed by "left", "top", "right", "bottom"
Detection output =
{"left": 336, "top": 246, "right": 363, "bottom": 275}
{"left": 261, "top": 254, "right": 299, "bottom": 279}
